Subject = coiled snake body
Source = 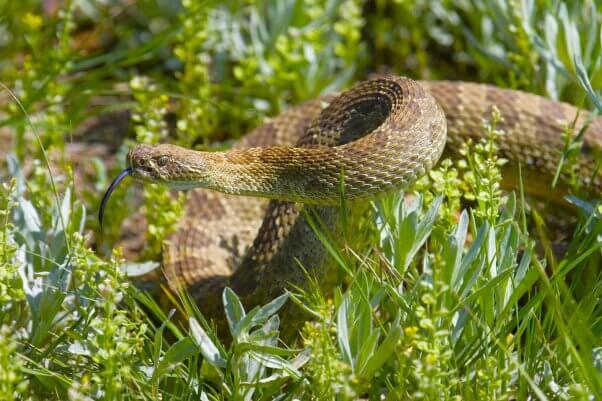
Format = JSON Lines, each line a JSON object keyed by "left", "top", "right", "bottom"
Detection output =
{"left": 102, "top": 76, "right": 602, "bottom": 318}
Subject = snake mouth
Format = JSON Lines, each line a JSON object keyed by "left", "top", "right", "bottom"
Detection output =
{"left": 99, "top": 167, "right": 132, "bottom": 230}
{"left": 130, "top": 165, "right": 157, "bottom": 181}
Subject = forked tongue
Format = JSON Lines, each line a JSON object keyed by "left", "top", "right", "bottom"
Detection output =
{"left": 99, "top": 167, "right": 132, "bottom": 231}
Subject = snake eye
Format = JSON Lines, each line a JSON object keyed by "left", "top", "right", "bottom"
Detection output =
{"left": 156, "top": 156, "right": 169, "bottom": 167}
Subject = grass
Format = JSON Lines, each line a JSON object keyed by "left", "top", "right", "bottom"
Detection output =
{"left": 0, "top": 0, "right": 601, "bottom": 400}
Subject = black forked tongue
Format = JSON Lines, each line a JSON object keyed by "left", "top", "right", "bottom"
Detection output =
{"left": 99, "top": 167, "right": 132, "bottom": 231}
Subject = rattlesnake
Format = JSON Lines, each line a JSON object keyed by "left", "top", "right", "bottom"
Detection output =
{"left": 100, "top": 76, "right": 602, "bottom": 319}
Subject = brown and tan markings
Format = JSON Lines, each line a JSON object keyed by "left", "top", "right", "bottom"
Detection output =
{"left": 100, "top": 76, "right": 602, "bottom": 323}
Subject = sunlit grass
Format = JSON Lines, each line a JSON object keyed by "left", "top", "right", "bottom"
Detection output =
{"left": 0, "top": 1, "right": 600, "bottom": 400}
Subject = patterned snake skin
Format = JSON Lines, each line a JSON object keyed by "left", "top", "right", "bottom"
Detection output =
{"left": 121, "top": 76, "right": 602, "bottom": 319}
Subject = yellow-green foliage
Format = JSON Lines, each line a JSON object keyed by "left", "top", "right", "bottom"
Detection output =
{"left": 302, "top": 307, "right": 359, "bottom": 400}
{"left": 0, "top": 179, "right": 23, "bottom": 304}
{"left": 461, "top": 107, "right": 506, "bottom": 222}
{"left": 174, "top": 0, "right": 365, "bottom": 145}
{"left": 0, "top": 325, "right": 26, "bottom": 400}
{"left": 0, "top": 1, "right": 600, "bottom": 400}
{"left": 130, "top": 76, "right": 185, "bottom": 258}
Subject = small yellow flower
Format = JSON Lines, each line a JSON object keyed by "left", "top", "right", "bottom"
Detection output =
{"left": 404, "top": 326, "right": 419, "bottom": 337}
{"left": 23, "top": 13, "right": 43, "bottom": 30}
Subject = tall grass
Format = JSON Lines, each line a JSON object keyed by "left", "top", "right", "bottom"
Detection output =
{"left": 0, "top": 1, "right": 600, "bottom": 400}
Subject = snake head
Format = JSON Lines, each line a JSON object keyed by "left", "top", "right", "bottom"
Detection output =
{"left": 100, "top": 144, "right": 210, "bottom": 229}
{"left": 127, "top": 143, "right": 209, "bottom": 189}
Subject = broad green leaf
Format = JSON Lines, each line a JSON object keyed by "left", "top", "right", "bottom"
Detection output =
{"left": 223, "top": 287, "right": 246, "bottom": 335}
{"left": 247, "top": 351, "right": 301, "bottom": 379}
{"left": 337, "top": 295, "right": 353, "bottom": 367}
{"left": 121, "top": 261, "right": 160, "bottom": 277}
{"left": 19, "top": 197, "right": 41, "bottom": 233}
{"left": 403, "top": 195, "right": 442, "bottom": 270}
{"left": 233, "top": 307, "right": 260, "bottom": 339}
{"left": 248, "top": 292, "right": 289, "bottom": 329}
{"left": 361, "top": 325, "right": 402, "bottom": 379}
{"left": 189, "top": 317, "right": 226, "bottom": 368}
{"left": 152, "top": 337, "right": 198, "bottom": 382}
{"left": 449, "top": 210, "right": 469, "bottom": 290}
{"left": 356, "top": 329, "right": 381, "bottom": 376}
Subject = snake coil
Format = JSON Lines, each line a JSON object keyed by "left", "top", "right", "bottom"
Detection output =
{"left": 101, "top": 76, "right": 602, "bottom": 319}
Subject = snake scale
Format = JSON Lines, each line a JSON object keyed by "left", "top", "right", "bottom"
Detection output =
{"left": 101, "top": 76, "right": 602, "bottom": 320}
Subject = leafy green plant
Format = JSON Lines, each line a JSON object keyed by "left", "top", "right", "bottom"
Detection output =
{"left": 367, "top": 0, "right": 602, "bottom": 108}
{"left": 174, "top": 0, "right": 365, "bottom": 145}
{"left": 0, "top": 1, "right": 601, "bottom": 400}
{"left": 187, "top": 288, "right": 308, "bottom": 400}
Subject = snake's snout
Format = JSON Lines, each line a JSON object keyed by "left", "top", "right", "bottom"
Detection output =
{"left": 127, "top": 144, "right": 158, "bottom": 181}
{"left": 127, "top": 143, "right": 179, "bottom": 182}
{"left": 126, "top": 143, "right": 212, "bottom": 190}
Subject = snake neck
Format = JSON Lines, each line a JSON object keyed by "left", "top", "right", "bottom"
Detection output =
{"left": 200, "top": 148, "right": 287, "bottom": 198}
{"left": 197, "top": 146, "right": 345, "bottom": 204}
